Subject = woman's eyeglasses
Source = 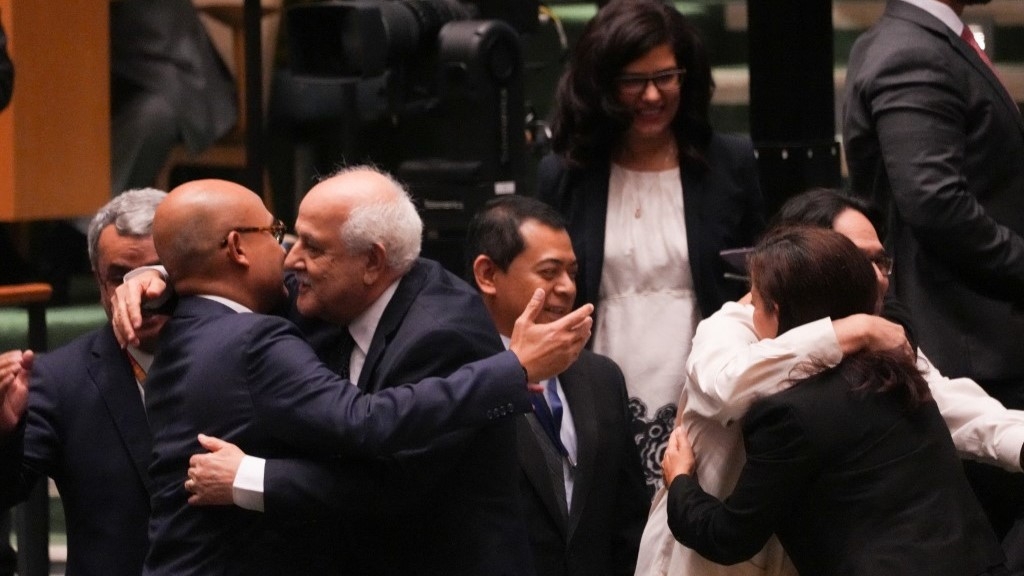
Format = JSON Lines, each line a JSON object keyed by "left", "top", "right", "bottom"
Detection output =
{"left": 615, "top": 68, "right": 686, "bottom": 97}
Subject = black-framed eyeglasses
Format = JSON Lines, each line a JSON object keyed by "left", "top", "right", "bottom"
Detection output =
{"left": 615, "top": 68, "right": 686, "bottom": 97}
{"left": 221, "top": 219, "right": 287, "bottom": 246}
{"left": 868, "top": 252, "right": 894, "bottom": 277}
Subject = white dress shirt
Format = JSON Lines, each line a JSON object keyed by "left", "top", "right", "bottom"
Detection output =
{"left": 899, "top": 0, "right": 965, "bottom": 35}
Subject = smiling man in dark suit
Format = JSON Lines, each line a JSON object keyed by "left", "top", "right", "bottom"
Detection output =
{"left": 0, "top": 188, "right": 168, "bottom": 576}
{"left": 467, "top": 195, "right": 650, "bottom": 576}
{"left": 843, "top": 0, "right": 1024, "bottom": 556}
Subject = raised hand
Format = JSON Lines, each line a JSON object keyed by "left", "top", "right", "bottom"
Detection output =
{"left": 111, "top": 268, "right": 168, "bottom": 348}
{"left": 0, "top": 349, "right": 33, "bottom": 434}
{"left": 508, "top": 288, "right": 594, "bottom": 388}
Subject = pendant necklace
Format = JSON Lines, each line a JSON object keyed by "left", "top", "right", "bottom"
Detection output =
{"left": 633, "top": 142, "right": 678, "bottom": 219}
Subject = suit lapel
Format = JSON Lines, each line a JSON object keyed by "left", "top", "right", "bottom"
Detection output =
{"left": 516, "top": 416, "right": 569, "bottom": 534}
{"left": 359, "top": 261, "right": 427, "bottom": 391}
{"left": 560, "top": 362, "right": 599, "bottom": 543}
{"left": 90, "top": 328, "right": 154, "bottom": 493}
{"left": 945, "top": 28, "right": 1024, "bottom": 132}
{"left": 577, "top": 166, "right": 610, "bottom": 309}
{"left": 890, "top": 1, "right": 1024, "bottom": 134}
{"left": 681, "top": 163, "right": 705, "bottom": 308}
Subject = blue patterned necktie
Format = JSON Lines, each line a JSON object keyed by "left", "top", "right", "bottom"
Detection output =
{"left": 531, "top": 378, "right": 568, "bottom": 458}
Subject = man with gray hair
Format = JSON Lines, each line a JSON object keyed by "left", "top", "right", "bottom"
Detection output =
{"left": 114, "top": 166, "right": 562, "bottom": 573}
{"left": 165, "top": 166, "right": 539, "bottom": 574}
{"left": 0, "top": 188, "right": 167, "bottom": 576}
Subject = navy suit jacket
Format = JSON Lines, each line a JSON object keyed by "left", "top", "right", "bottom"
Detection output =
{"left": 516, "top": 350, "right": 648, "bottom": 576}
{"left": 264, "top": 259, "right": 536, "bottom": 575}
{"left": 844, "top": 0, "right": 1024, "bottom": 388}
{"left": 143, "top": 295, "right": 530, "bottom": 576}
{"left": 667, "top": 367, "right": 1005, "bottom": 576}
{"left": 536, "top": 132, "right": 765, "bottom": 322}
{"left": 0, "top": 327, "right": 152, "bottom": 576}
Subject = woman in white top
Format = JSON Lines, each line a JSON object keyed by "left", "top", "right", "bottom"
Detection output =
{"left": 537, "top": 0, "right": 765, "bottom": 493}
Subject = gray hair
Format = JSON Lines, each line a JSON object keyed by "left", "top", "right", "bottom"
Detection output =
{"left": 87, "top": 188, "right": 167, "bottom": 270}
{"left": 334, "top": 166, "right": 423, "bottom": 274}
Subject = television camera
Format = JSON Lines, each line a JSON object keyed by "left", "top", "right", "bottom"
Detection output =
{"left": 278, "top": 0, "right": 538, "bottom": 270}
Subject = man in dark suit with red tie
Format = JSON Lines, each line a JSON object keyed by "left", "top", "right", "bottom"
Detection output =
{"left": 467, "top": 195, "right": 650, "bottom": 576}
{"left": 844, "top": 0, "right": 1024, "bottom": 559}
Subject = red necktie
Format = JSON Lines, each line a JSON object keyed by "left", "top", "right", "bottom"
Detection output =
{"left": 961, "top": 27, "right": 994, "bottom": 70}
{"left": 126, "top": 351, "right": 146, "bottom": 385}
{"left": 960, "top": 26, "right": 1019, "bottom": 114}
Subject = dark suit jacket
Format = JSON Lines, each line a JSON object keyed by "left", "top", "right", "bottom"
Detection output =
{"left": 666, "top": 366, "right": 1005, "bottom": 576}
{"left": 516, "top": 350, "right": 648, "bottom": 576}
{"left": 143, "top": 295, "right": 530, "bottom": 576}
{"left": 264, "top": 259, "right": 536, "bottom": 576}
{"left": 0, "top": 327, "right": 152, "bottom": 576}
{"left": 844, "top": 0, "right": 1024, "bottom": 388}
{"left": 536, "top": 132, "right": 765, "bottom": 322}
{"left": 110, "top": 0, "right": 236, "bottom": 153}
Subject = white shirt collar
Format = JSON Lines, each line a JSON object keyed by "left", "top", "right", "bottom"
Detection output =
{"left": 898, "top": 0, "right": 965, "bottom": 34}
{"left": 347, "top": 280, "right": 400, "bottom": 357}
{"left": 198, "top": 294, "right": 253, "bottom": 314}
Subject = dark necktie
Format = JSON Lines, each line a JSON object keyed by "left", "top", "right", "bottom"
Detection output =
{"left": 530, "top": 378, "right": 569, "bottom": 460}
{"left": 331, "top": 329, "right": 356, "bottom": 380}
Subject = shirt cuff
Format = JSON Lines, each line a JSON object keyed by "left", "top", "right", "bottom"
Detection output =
{"left": 232, "top": 455, "right": 266, "bottom": 512}
{"left": 124, "top": 264, "right": 167, "bottom": 282}
{"left": 124, "top": 264, "right": 172, "bottom": 311}
{"left": 999, "top": 426, "right": 1024, "bottom": 473}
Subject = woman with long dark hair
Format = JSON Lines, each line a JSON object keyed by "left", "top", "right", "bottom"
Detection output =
{"left": 661, "top": 227, "right": 1006, "bottom": 576}
{"left": 538, "top": 0, "right": 764, "bottom": 491}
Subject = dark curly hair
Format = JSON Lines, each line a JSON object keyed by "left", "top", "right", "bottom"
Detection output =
{"left": 548, "top": 0, "right": 714, "bottom": 170}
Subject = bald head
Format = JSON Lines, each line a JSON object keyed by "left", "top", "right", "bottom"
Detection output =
{"left": 155, "top": 179, "right": 286, "bottom": 311}
{"left": 154, "top": 179, "right": 258, "bottom": 280}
